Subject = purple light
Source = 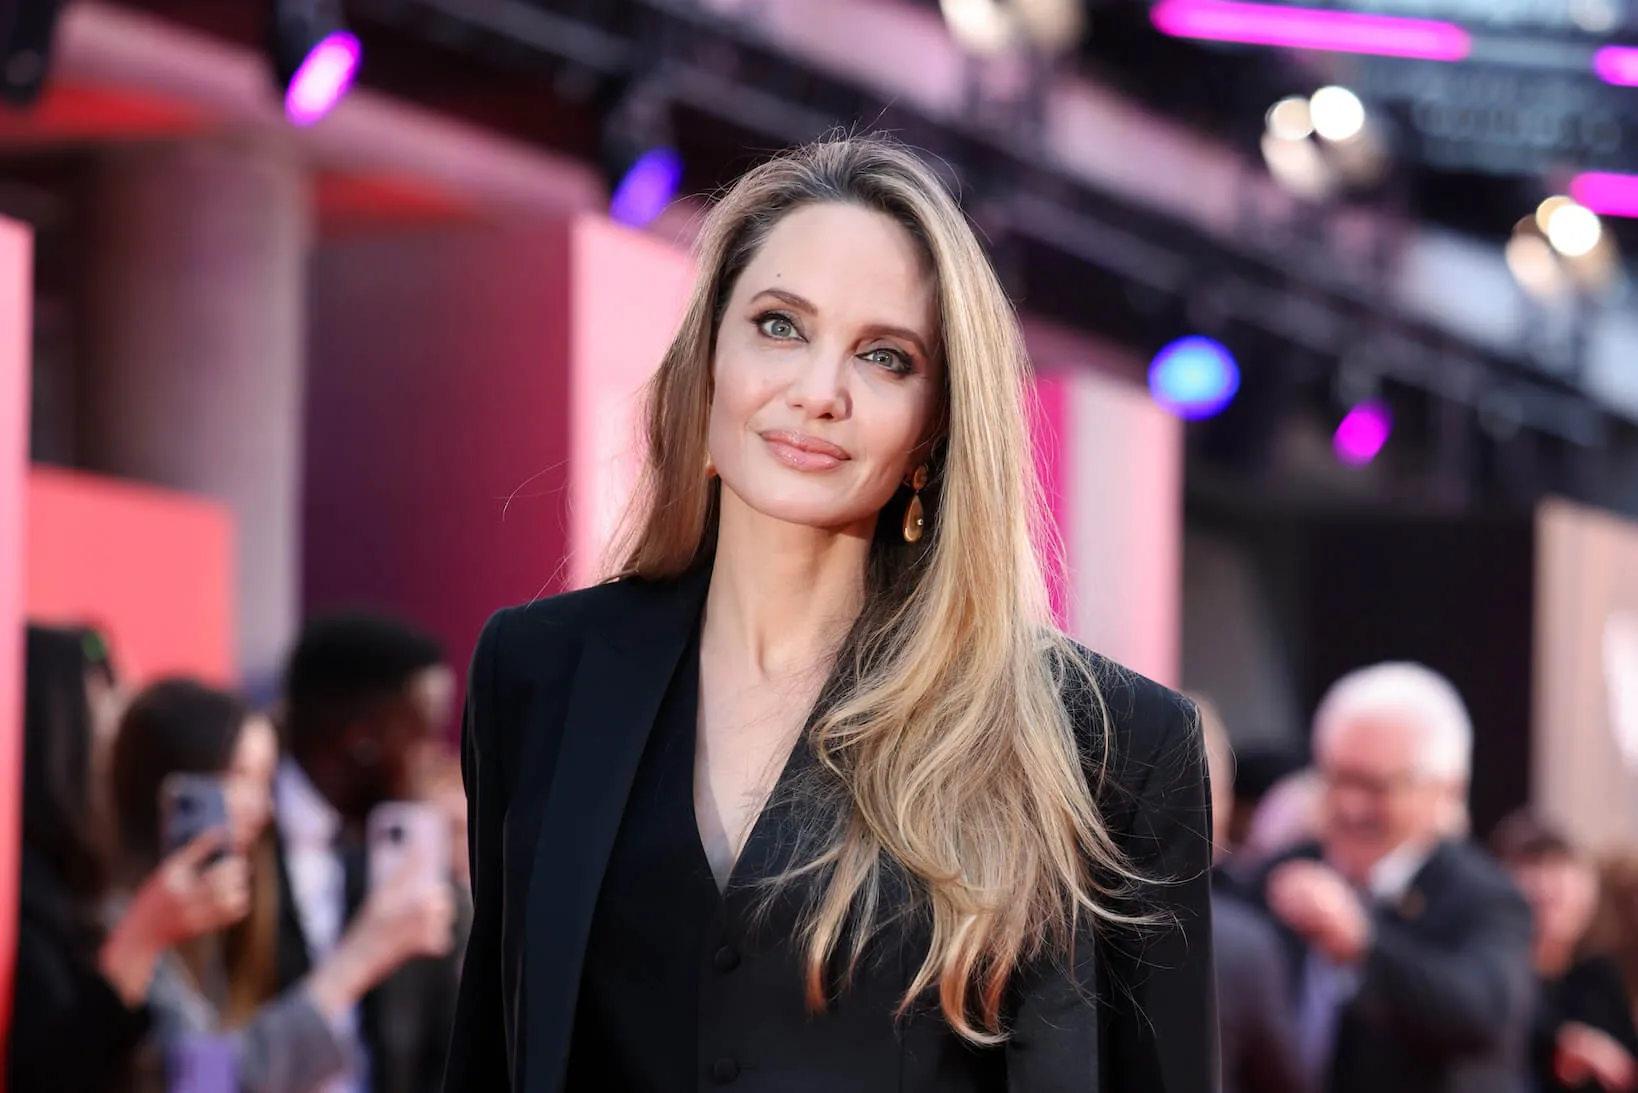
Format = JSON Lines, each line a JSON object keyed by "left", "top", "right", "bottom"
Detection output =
{"left": 1594, "top": 45, "right": 1638, "bottom": 86}
{"left": 1150, "top": 0, "right": 1471, "bottom": 61}
{"left": 609, "top": 147, "right": 684, "bottom": 228}
{"left": 1333, "top": 400, "right": 1393, "bottom": 466}
{"left": 284, "top": 31, "right": 361, "bottom": 128}
{"left": 1571, "top": 172, "right": 1638, "bottom": 219}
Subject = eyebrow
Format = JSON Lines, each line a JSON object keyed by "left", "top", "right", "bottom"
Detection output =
{"left": 749, "top": 287, "right": 933, "bottom": 361}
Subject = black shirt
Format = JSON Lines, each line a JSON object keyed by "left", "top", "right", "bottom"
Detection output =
{"left": 561, "top": 630, "right": 1008, "bottom": 1092}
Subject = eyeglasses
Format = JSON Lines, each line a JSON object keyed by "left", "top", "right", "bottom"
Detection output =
{"left": 1319, "top": 767, "right": 1423, "bottom": 798}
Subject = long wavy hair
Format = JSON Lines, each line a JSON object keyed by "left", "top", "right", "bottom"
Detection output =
{"left": 610, "top": 134, "right": 1144, "bottom": 1042}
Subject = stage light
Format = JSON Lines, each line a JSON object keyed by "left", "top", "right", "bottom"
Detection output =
{"left": 1310, "top": 86, "right": 1365, "bottom": 143}
{"left": 1260, "top": 130, "right": 1337, "bottom": 201}
{"left": 1570, "top": 172, "right": 1638, "bottom": 219}
{"left": 1150, "top": 0, "right": 1471, "bottom": 62}
{"left": 1536, "top": 195, "right": 1575, "bottom": 235}
{"left": 1546, "top": 201, "right": 1602, "bottom": 258}
{"left": 1333, "top": 400, "right": 1392, "bottom": 466}
{"left": 940, "top": 0, "right": 1017, "bottom": 55}
{"left": 271, "top": 0, "right": 361, "bottom": 127}
{"left": 609, "top": 147, "right": 684, "bottom": 229}
{"left": 1594, "top": 45, "right": 1638, "bottom": 86}
{"left": 1148, "top": 336, "right": 1240, "bottom": 420}
{"left": 1266, "top": 96, "right": 1314, "bottom": 142}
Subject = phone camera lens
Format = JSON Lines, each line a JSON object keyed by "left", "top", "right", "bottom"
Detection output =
{"left": 178, "top": 798, "right": 195, "bottom": 813}
{"left": 388, "top": 824, "right": 406, "bottom": 844}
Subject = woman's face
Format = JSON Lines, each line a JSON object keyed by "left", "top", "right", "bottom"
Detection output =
{"left": 707, "top": 202, "right": 944, "bottom": 537}
{"left": 224, "top": 715, "right": 279, "bottom": 853}
{"left": 1514, "top": 855, "right": 1599, "bottom": 951}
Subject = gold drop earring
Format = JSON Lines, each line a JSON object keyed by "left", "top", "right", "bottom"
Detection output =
{"left": 902, "top": 464, "right": 929, "bottom": 543}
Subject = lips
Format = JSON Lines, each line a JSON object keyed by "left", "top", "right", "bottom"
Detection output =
{"left": 760, "top": 430, "right": 850, "bottom": 471}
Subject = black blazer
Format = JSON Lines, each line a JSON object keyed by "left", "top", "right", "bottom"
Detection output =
{"left": 272, "top": 817, "right": 463, "bottom": 1093}
{"left": 443, "top": 568, "right": 1215, "bottom": 1093}
{"left": 1255, "top": 840, "right": 1535, "bottom": 1093}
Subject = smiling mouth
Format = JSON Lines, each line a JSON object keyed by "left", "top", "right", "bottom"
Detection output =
{"left": 760, "top": 430, "right": 850, "bottom": 471}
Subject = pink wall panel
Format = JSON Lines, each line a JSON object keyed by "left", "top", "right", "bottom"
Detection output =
{"left": 0, "top": 215, "right": 32, "bottom": 1074}
{"left": 1032, "top": 365, "right": 1183, "bottom": 689}
{"left": 25, "top": 467, "right": 236, "bottom": 685}
{"left": 567, "top": 217, "right": 695, "bottom": 587}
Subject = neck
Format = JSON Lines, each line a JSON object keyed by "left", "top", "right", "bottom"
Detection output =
{"left": 704, "top": 489, "right": 871, "bottom": 680}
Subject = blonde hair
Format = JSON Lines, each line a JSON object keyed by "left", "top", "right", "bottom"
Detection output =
{"left": 610, "top": 135, "right": 1142, "bottom": 1043}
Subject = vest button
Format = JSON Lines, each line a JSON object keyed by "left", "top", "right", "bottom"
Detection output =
{"left": 711, "top": 1057, "right": 740, "bottom": 1083}
{"left": 713, "top": 945, "right": 741, "bottom": 972}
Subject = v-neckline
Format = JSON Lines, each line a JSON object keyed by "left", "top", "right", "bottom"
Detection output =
{"left": 687, "top": 652, "right": 812, "bottom": 898}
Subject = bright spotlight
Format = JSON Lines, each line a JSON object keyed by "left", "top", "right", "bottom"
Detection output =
{"left": 271, "top": 0, "right": 361, "bottom": 127}
{"left": 1148, "top": 336, "right": 1240, "bottom": 420}
{"left": 1266, "top": 96, "right": 1314, "bottom": 142}
{"left": 939, "top": 0, "right": 1018, "bottom": 55}
{"left": 1535, "top": 195, "right": 1575, "bottom": 236}
{"left": 1333, "top": 400, "right": 1392, "bottom": 466}
{"left": 1546, "top": 202, "right": 1603, "bottom": 258}
{"left": 1310, "top": 85, "right": 1366, "bottom": 142}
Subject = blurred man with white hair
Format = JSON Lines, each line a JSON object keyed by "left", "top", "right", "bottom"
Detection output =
{"left": 1257, "top": 662, "right": 1534, "bottom": 1093}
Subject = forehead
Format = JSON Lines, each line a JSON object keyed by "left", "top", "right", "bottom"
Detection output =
{"left": 1319, "top": 710, "right": 1422, "bottom": 769}
{"left": 735, "top": 202, "right": 936, "bottom": 326}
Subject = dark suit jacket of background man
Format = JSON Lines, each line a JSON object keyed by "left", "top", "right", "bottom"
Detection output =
{"left": 1256, "top": 839, "right": 1534, "bottom": 1093}
{"left": 1213, "top": 885, "right": 1313, "bottom": 1093}
{"left": 272, "top": 830, "right": 469, "bottom": 1093}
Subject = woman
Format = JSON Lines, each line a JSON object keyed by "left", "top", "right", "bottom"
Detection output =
{"left": 109, "top": 678, "right": 459, "bottom": 1093}
{"left": 1493, "top": 811, "right": 1638, "bottom": 1093}
{"left": 445, "top": 135, "right": 1213, "bottom": 1093}
{"left": 10, "top": 627, "right": 246, "bottom": 1093}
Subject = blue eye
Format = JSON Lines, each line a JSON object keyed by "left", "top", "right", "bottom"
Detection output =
{"left": 757, "top": 313, "right": 799, "bottom": 339}
{"left": 864, "top": 347, "right": 913, "bottom": 374}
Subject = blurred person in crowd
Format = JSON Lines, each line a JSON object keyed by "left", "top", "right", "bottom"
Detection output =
{"left": 111, "top": 678, "right": 462, "bottom": 1093}
{"left": 447, "top": 135, "right": 1213, "bottom": 1093}
{"left": 1197, "top": 696, "right": 1313, "bottom": 1093}
{"left": 1230, "top": 742, "right": 1309, "bottom": 853}
{"left": 1588, "top": 855, "right": 1638, "bottom": 1027}
{"left": 11, "top": 626, "right": 247, "bottom": 1093}
{"left": 1492, "top": 812, "right": 1638, "bottom": 1093}
{"left": 275, "top": 615, "right": 460, "bottom": 1093}
{"left": 1258, "top": 662, "right": 1534, "bottom": 1093}
{"left": 1232, "top": 768, "right": 1322, "bottom": 883}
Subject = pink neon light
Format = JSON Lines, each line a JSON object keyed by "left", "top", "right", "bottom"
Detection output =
{"left": 1150, "top": 0, "right": 1471, "bottom": 61}
{"left": 1333, "top": 401, "right": 1392, "bottom": 466}
{"left": 1594, "top": 46, "right": 1638, "bottom": 87}
{"left": 1570, "top": 173, "right": 1638, "bottom": 219}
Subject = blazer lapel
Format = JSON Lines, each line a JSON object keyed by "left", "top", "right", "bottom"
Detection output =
{"left": 522, "top": 567, "right": 712, "bottom": 1093}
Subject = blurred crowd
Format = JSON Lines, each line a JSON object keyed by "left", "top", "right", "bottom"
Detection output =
{"left": 12, "top": 617, "right": 470, "bottom": 1093}
{"left": 14, "top": 618, "right": 1638, "bottom": 1093}
{"left": 1207, "top": 663, "right": 1638, "bottom": 1093}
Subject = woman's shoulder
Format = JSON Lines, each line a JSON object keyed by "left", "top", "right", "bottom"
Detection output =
{"left": 476, "top": 573, "right": 690, "bottom": 677}
{"left": 1057, "top": 641, "right": 1201, "bottom": 798}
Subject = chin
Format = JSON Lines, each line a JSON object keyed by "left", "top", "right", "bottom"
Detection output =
{"left": 728, "top": 477, "right": 879, "bottom": 533}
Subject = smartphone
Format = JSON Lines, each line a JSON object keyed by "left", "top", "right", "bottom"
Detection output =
{"left": 366, "top": 801, "right": 450, "bottom": 895}
{"left": 160, "top": 773, "right": 230, "bottom": 861}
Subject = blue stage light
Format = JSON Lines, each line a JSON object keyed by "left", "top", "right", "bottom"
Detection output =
{"left": 1148, "top": 336, "right": 1240, "bottom": 420}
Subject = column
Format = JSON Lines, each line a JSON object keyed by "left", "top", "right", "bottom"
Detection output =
{"left": 0, "top": 215, "right": 34, "bottom": 1059}
{"left": 79, "top": 138, "right": 310, "bottom": 690}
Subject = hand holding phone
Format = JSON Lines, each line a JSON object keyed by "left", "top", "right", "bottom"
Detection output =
{"left": 366, "top": 801, "right": 451, "bottom": 896}
{"left": 160, "top": 774, "right": 230, "bottom": 863}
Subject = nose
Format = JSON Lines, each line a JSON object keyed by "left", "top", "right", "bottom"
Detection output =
{"left": 785, "top": 345, "right": 850, "bottom": 420}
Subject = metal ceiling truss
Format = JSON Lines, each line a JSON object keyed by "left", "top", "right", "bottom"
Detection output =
{"left": 360, "top": 0, "right": 1633, "bottom": 459}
